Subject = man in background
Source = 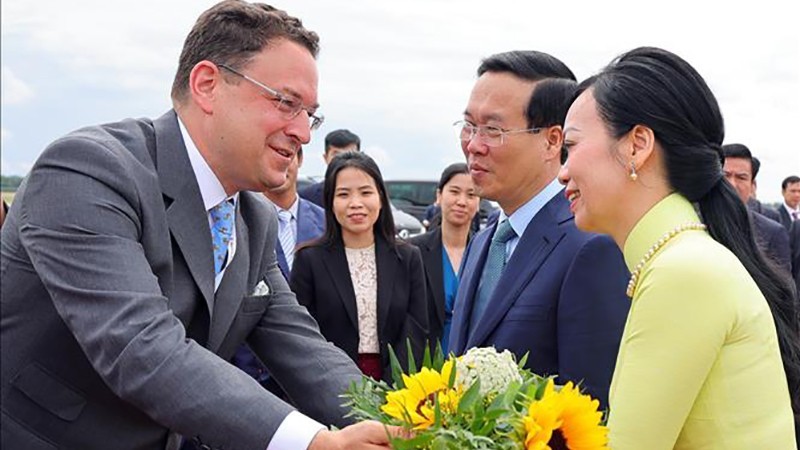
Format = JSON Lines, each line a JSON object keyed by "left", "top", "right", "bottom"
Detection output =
{"left": 722, "top": 144, "right": 791, "bottom": 273}
{"left": 744, "top": 156, "right": 782, "bottom": 223}
{"left": 298, "top": 128, "right": 360, "bottom": 207}
{"left": 778, "top": 175, "right": 800, "bottom": 230}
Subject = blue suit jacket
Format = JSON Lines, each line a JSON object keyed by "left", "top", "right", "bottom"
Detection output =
{"left": 275, "top": 198, "right": 325, "bottom": 277}
{"left": 448, "top": 192, "right": 629, "bottom": 409}
{"left": 298, "top": 182, "right": 324, "bottom": 209}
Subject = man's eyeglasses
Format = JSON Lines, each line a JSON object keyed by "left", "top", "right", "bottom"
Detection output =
{"left": 453, "top": 120, "right": 542, "bottom": 147}
{"left": 218, "top": 63, "right": 324, "bottom": 131}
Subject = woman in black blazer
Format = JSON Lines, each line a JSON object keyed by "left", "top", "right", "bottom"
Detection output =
{"left": 291, "top": 152, "right": 427, "bottom": 381}
{"left": 408, "top": 163, "right": 479, "bottom": 352}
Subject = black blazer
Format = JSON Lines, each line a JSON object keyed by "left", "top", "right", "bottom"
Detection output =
{"left": 290, "top": 236, "right": 428, "bottom": 380}
{"left": 408, "top": 228, "right": 473, "bottom": 348}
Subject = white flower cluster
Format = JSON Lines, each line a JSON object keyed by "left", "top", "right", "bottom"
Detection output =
{"left": 455, "top": 347, "right": 522, "bottom": 397}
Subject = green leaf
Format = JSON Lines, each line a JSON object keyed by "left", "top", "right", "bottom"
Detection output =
{"left": 391, "top": 432, "right": 434, "bottom": 449}
{"left": 406, "top": 339, "right": 417, "bottom": 374}
{"left": 433, "top": 340, "right": 445, "bottom": 371}
{"left": 387, "top": 344, "right": 405, "bottom": 388}
{"left": 458, "top": 379, "right": 481, "bottom": 415}
{"left": 433, "top": 390, "right": 442, "bottom": 428}
{"left": 422, "top": 341, "right": 433, "bottom": 369}
{"left": 448, "top": 358, "right": 458, "bottom": 389}
{"left": 517, "top": 351, "right": 529, "bottom": 369}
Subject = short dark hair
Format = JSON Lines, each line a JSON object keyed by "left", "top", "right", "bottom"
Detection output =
{"left": 722, "top": 143, "right": 758, "bottom": 180}
{"left": 478, "top": 51, "right": 577, "bottom": 130}
{"left": 171, "top": 0, "right": 319, "bottom": 102}
{"left": 317, "top": 152, "right": 395, "bottom": 247}
{"left": 782, "top": 175, "right": 800, "bottom": 191}
{"left": 437, "top": 162, "right": 470, "bottom": 191}
{"left": 324, "top": 129, "right": 361, "bottom": 153}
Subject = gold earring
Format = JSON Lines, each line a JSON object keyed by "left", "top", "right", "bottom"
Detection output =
{"left": 629, "top": 161, "right": 638, "bottom": 181}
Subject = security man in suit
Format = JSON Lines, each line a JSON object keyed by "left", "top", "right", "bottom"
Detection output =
{"left": 448, "top": 51, "right": 630, "bottom": 409}
{"left": 0, "top": 2, "right": 393, "bottom": 449}
{"left": 722, "top": 143, "right": 792, "bottom": 274}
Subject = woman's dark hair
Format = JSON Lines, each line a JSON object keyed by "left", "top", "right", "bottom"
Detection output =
{"left": 437, "top": 162, "right": 470, "bottom": 191}
{"left": 316, "top": 151, "right": 396, "bottom": 248}
{"left": 581, "top": 46, "right": 800, "bottom": 423}
{"left": 427, "top": 162, "right": 472, "bottom": 229}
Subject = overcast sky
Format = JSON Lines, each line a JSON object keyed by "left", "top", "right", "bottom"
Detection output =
{"left": 2, "top": 0, "right": 798, "bottom": 202}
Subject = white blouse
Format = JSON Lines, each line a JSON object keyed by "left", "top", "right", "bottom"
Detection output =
{"left": 345, "top": 244, "right": 379, "bottom": 354}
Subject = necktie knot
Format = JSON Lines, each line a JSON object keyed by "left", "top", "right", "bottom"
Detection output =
{"left": 493, "top": 219, "right": 516, "bottom": 244}
{"left": 210, "top": 199, "right": 235, "bottom": 274}
{"left": 278, "top": 209, "right": 293, "bottom": 224}
{"left": 277, "top": 208, "right": 297, "bottom": 270}
{"left": 792, "top": 210, "right": 799, "bottom": 221}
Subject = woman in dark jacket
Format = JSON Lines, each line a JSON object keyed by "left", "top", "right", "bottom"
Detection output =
{"left": 290, "top": 152, "right": 427, "bottom": 381}
{"left": 408, "top": 163, "right": 479, "bottom": 352}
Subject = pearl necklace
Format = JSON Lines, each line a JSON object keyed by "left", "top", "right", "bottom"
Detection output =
{"left": 626, "top": 222, "right": 707, "bottom": 298}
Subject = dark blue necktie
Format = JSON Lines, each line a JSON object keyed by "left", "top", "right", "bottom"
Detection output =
{"left": 469, "top": 219, "right": 516, "bottom": 333}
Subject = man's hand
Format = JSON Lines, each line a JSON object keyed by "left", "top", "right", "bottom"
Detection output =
{"left": 308, "top": 420, "right": 401, "bottom": 450}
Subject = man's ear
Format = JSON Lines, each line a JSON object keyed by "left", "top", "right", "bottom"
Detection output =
{"left": 189, "top": 61, "right": 221, "bottom": 114}
{"left": 543, "top": 125, "right": 564, "bottom": 161}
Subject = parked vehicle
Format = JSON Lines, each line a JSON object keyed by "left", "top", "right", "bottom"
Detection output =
{"left": 391, "top": 203, "right": 425, "bottom": 239}
{"left": 385, "top": 179, "right": 498, "bottom": 229}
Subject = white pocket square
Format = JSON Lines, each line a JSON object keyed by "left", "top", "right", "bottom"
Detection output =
{"left": 251, "top": 280, "right": 270, "bottom": 296}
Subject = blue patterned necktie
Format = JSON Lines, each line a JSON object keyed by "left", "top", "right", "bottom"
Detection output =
{"left": 209, "top": 199, "right": 235, "bottom": 274}
{"left": 469, "top": 219, "right": 517, "bottom": 333}
{"left": 277, "top": 209, "right": 296, "bottom": 269}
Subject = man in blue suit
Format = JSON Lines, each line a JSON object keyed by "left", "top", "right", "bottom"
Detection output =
{"left": 233, "top": 147, "right": 325, "bottom": 388}
{"left": 448, "top": 51, "right": 629, "bottom": 409}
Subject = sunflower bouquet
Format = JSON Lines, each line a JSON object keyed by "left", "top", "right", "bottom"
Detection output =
{"left": 342, "top": 345, "right": 609, "bottom": 450}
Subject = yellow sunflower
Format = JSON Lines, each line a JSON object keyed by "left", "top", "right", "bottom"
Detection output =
{"left": 381, "top": 358, "right": 460, "bottom": 429}
{"left": 523, "top": 380, "right": 609, "bottom": 450}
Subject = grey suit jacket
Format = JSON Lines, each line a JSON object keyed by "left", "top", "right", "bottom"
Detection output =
{"left": 0, "top": 111, "right": 361, "bottom": 450}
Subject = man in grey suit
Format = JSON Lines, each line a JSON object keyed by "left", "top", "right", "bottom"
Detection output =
{"left": 0, "top": 2, "right": 391, "bottom": 450}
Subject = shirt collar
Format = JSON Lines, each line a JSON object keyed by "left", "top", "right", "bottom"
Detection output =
{"left": 499, "top": 177, "right": 564, "bottom": 237}
{"left": 277, "top": 196, "right": 300, "bottom": 219}
{"left": 178, "top": 116, "right": 237, "bottom": 211}
{"left": 783, "top": 203, "right": 799, "bottom": 214}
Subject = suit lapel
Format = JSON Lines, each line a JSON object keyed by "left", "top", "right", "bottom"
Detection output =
{"left": 449, "top": 227, "right": 492, "bottom": 354}
{"left": 296, "top": 199, "right": 325, "bottom": 244}
{"left": 467, "top": 194, "right": 569, "bottom": 348}
{"left": 208, "top": 201, "right": 250, "bottom": 352}
{"left": 420, "top": 230, "right": 446, "bottom": 328}
{"left": 154, "top": 111, "right": 215, "bottom": 316}
{"left": 375, "top": 238, "right": 397, "bottom": 336}
{"left": 323, "top": 244, "right": 360, "bottom": 331}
